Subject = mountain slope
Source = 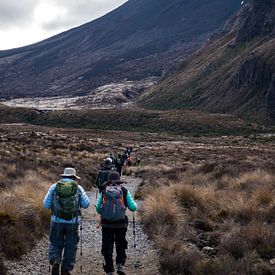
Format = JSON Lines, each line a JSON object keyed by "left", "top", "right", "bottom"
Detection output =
{"left": 0, "top": 0, "right": 241, "bottom": 99}
{"left": 139, "top": 0, "right": 275, "bottom": 123}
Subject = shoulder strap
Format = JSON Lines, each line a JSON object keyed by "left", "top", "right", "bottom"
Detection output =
{"left": 121, "top": 186, "right": 128, "bottom": 208}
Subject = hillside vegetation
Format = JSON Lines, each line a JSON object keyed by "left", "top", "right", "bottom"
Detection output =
{"left": 0, "top": 105, "right": 270, "bottom": 136}
{"left": 139, "top": 0, "right": 275, "bottom": 123}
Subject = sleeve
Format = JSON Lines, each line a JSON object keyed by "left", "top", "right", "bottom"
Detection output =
{"left": 126, "top": 190, "right": 138, "bottom": 212}
{"left": 96, "top": 192, "right": 103, "bottom": 214}
{"left": 43, "top": 184, "right": 56, "bottom": 209}
{"left": 78, "top": 185, "right": 90, "bottom": 209}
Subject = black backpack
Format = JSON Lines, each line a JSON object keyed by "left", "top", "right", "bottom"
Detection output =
{"left": 97, "top": 170, "right": 111, "bottom": 191}
{"left": 116, "top": 158, "right": 122, "bottom": 166}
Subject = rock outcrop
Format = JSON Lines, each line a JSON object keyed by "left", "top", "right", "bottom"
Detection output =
{"left": 139, "top": 0, "right": 275, "bottom": 123}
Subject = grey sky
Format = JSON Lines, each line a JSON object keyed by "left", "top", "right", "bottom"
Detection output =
{"left": 0, "top": 0, "right": 127, "bottom": 50}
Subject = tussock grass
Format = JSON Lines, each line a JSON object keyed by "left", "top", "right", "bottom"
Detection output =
{"left": 139, "top": 140, "right": 275, "bottom": 274}
{"left": 0, "top": 171, "right": 50, "bottom": 259}
{"left": 141, "top": 187, "right": 182, "bottom": 237}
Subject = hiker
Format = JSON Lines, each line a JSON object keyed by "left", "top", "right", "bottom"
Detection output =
{"left": 134, "top": 158, "right": 141, "bottom": 177}
{"left": 96, "top": 158, "right": 113, "bottom": 192}
{"left": 121, "top": 151, "right": 128, "bottom": 165}
{"left": 115, "top": 153, "right": 123, "bottom": 176}
{"left": 126, "top": 147, "right": 131, "bottom": 156}
{"left": 43, "top": 167, "right": 90, "bottom": 275}
{"left": 96, "top": 172, "right": 138, "bottom": 275}
{"left": 109, "top": 153, "right": 115, "bottom": 163}
{"left": 126, "top": 155, "right": 132, "bottom": 167}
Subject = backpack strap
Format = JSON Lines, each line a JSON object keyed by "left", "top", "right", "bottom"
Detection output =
{"left": 121, "top": 186, "right": 128, "bottom": 208}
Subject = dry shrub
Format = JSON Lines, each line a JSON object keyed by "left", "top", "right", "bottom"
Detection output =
{"left": 233, "top": 170, "right": 274, "bottom": 193}
{"left": 173, "top": 184, "right": 206, "bottom": 212}
{"left": 140, "top": 159, "right": 275, "bottom": 274}
{"left": 242, "top": 221, "right": 275, "bottom": 260}
{"left": 233, "top": 203, "right": 259, "bottom": 225}
{"left": 186, "top": 173, "right": 212, "bottom": 186}
{"left": 253, "top": 189, "right": 274, "bottom": 207}
{"left": 141, "top": 187, "right": 182, "bottom": 237}
{"left": 199, "top": 253, "right": 273, "bottom": 275}
{"left": 0, "top": 171, "right": 51, "bottom": 259}
{"left": 220, "top": 228, "right": 249, "bottom": 259}
{"left": 265, "top": 204, "right": 275, "bottom": 223}
{"left": 215, "top": 175, "right": 235, "bottom": 190}
{"left": 157, "top": 238, "right": 202, "bottom": 275}
{"left": 197, "top": 161, "right": 240, "bottom": 179}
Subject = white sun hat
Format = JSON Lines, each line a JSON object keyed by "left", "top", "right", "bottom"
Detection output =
{"left": 60, "top": 167, "right": 80, "bottom": 179}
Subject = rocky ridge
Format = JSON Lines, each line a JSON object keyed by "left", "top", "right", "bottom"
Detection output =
{"left": 139, "top": 0, "right": 275, "bottom": 123}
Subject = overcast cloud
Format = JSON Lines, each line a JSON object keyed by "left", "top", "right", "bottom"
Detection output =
{"left": 0, "top": 0, "right": 127, "bottom": 50}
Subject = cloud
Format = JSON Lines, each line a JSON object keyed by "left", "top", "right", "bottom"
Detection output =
{"left": 0, "top": 0, "right": 127, "bottom": 50}
{"left": 0, "top": 0, "right": 37, "bottom": 28}
{"left": 35, "top": 0, "right": 127, "bottom": 31}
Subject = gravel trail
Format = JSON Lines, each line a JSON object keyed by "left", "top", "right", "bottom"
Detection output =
{"left": 5, "top": 176, "right": 159, "bottom": 275}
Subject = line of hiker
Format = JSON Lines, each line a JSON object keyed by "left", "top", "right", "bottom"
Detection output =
{"left": 44, "top": 164, "right": 138, "bottom": 275}
{"left": 97, "top": 147, "right": 142, "bottom": 182}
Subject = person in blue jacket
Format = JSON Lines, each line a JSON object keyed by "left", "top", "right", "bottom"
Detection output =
{"left": 44, "top": 167, "right": 90, "bottom": 275}
{"left": 96, "top": 172, "right": 138, "bottom": 275}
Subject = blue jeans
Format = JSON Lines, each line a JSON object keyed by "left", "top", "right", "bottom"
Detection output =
{"left": 49, "top": 222, "right": 79, "bottom": 271}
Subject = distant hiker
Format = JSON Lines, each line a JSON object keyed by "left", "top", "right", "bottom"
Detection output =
{"left": 134, "top": 158, "right": 141, "bottom": 177}
{"left": 121, "top": 151, "right": 128, "bottom": 165}
{"left": 96, "top": 158, "right": 113, "bottom": 192}
{"left": 96, "top": 172, "right": 138, "bottom": 275}
{"left": 115, "top": 153, "right": 123, "bottom": 176}
{"left": 126, "top": 155, "right": 133, "bottom": 167}
{"left": 126, "top": 147, "right": 131, "bottom": 156}
{"left": 109, "top": 153, "right": 115, "bottom": 163}
{"left": 43, "top": 167, "right": 90, "bottom": 275}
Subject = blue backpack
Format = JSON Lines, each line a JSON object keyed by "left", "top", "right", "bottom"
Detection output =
{"left": 100, "top": 185, "right": 126, "bottom": 222}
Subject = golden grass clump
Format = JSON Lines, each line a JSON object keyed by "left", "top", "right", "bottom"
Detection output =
{"left": 141, "top": 187, "right": 182, "bottom": 238}
{"left": 140, "top": 156, "right": 275, "bottom": 274}
{"left": 0, "top": 171, "right": 51, "bottom": 259}
{"left": 233, "top": 169, "right": 274, "bottom": 192}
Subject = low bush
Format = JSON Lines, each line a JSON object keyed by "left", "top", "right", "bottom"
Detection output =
{"left": 140, "top": 158, "right": 275, "bottom": 274}
{"left": 0, "top": 172, "right": 51, "bottom": 259}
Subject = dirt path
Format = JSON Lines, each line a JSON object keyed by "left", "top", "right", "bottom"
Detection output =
{"left": 5, "top": 176, "right": 159, "bottom": 275}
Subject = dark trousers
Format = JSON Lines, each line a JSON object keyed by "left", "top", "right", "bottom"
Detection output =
{"left": 102, "top": 227, "right": 128, "bottom": 273}
{"left": 49, "top": 222, "right": 79, "bottom": 271}
{"left": 116, "top": 165, "right": 122, "bottom": 176}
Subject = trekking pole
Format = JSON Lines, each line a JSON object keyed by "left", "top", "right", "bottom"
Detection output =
{"left": 133, "top": 212, "right": 137, "bottom": 268}
{"left": 80, "top": 216, "right": 83, "bottom": 273}
{"left": 94, "top": 189, "right": 98, "bottom": 217}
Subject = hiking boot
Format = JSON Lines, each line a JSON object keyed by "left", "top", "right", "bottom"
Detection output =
{"left": 116, "top": 264, "right": 126, "bottom": 275}
{"left": 51, "top": 258, "right": 60, "bottom": 275}
{"left": 61, "top": 268, "right": 71, "bottom": 275}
